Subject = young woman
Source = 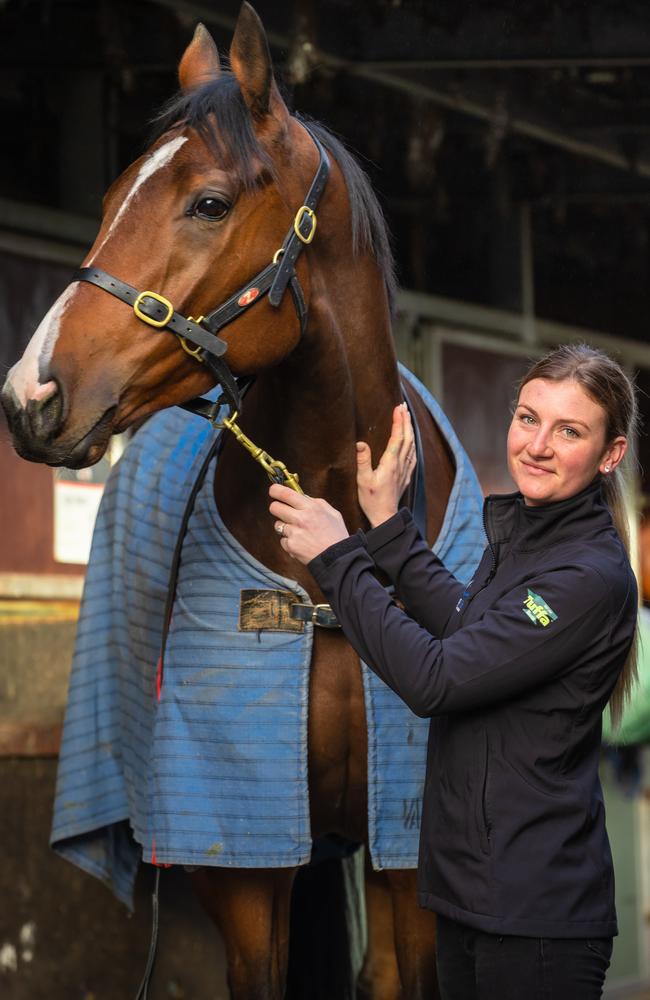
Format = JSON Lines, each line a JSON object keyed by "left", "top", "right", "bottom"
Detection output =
{"left": 268, "top": 344, "right": 639, "bottom": 999}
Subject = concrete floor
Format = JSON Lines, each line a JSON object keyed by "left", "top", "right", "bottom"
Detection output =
{"left": 0, "top": 756, "right": 368, "bottom": 998}
{"left": 0, "top": 758, "right": 231, "bottom": 999}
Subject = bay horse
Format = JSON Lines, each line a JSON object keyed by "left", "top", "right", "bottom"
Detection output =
{"left": 1, "top": 5, "right": 455, "bottom": 997}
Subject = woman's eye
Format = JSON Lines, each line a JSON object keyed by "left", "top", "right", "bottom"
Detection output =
{"left": 562, "top": 426, "right": 580, "bottom": 439}
{"left": 519, "top": 413, "right": 535, "bottom": 425}
{"left": 193, "top": 196, "right": 230, "bottom": 221}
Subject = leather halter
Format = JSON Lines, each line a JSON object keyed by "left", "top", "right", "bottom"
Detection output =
{"left": 72, "top": 125, "right": 331, "bottom": 416}
{"left": 70, "top": 120, "right": 428, "bottom": 528}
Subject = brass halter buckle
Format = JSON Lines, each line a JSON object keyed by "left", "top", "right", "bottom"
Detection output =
{"left": 133, "top": 290, "right": 174, "bottom": 328}
{"left": 293, "top": 206, "right": 317, "bottom": 244}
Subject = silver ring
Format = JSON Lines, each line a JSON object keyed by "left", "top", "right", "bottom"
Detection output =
{"left": 276, "top": 522, "right": 285, "bottom": 536}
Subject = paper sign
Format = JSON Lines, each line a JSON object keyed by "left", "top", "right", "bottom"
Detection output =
{"left": 53, "top": 480, "right": 104, "bottom": 564}
{"left": 53, "top": 435, "right": 127, "bottom": 565}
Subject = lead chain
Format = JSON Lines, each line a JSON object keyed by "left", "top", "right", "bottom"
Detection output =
{"left": 213, "top": 411, "right": 304, "bottom": 494}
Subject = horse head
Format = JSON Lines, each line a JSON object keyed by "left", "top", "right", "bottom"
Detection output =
{"left": 3, "top": 3, "right": 391, "bottom": 469}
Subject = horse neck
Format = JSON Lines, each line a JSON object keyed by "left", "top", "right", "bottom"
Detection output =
{"left": 306, "top": 254, "right": 402, "bottom": 468}
{"left": 214, "top": 254, "right": 401, "bottom": 532}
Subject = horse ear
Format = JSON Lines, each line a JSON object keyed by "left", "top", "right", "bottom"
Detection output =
{"left": 178, "top": 23, "right": 222, "bottom": 92}
{"left": 229, "top": 2, "right": 285, "bottom": 120}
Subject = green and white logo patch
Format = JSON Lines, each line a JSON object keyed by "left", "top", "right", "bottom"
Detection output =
{"left": 522, "top": 589, "right": 558, "bottom": 627}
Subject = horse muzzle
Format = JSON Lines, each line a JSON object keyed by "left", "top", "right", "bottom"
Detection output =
{"left": 1, "top": 375, "right": 115, "bottom": 468}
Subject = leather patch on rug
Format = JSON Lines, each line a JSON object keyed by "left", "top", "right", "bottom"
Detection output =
{"left": 239, "top": 589, "right": 305, "bottom": 633}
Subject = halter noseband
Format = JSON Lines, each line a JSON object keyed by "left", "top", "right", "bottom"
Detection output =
{"left": 72, "top": 125, "right": 330, "bottom": 417}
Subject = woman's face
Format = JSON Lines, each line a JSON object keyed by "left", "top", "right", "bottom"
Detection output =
{"left": 507, "top": 378, "right": 627, "bottom": 506}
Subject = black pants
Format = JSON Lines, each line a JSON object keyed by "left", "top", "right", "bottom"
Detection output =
{"left": 436, "top": 914, "right": 613, "bottom": 1000}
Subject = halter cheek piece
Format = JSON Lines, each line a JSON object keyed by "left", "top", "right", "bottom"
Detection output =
{"left": 72, "top": 125, "right": 331, "bottom": 419}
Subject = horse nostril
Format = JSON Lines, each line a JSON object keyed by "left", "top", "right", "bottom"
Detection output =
{"left": 26, "top": 382, "right": 64, "bottom": 440}
{"left": 31, "top": 380, "right": 58, "bottom": 405}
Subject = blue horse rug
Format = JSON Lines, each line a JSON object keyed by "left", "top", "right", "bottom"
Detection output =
{"left": 51, "top": 365, "right": 485, "bottom": 909}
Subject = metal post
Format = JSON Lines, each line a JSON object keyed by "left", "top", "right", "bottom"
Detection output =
{"left": 520, "top": 203, "right": 536, "bottom": 345}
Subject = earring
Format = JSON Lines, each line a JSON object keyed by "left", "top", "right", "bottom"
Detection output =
{"left": 604, "top": 465, "right": 611, "bottom": 473}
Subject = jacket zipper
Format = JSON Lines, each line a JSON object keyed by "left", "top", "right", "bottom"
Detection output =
{"left": 480, "top": 729, "right": 492, "bottom": 853}
{"left": 482, "top": 496, "right": 497, "bottom": 582}
{"left": 457, "top": 498, "right": 497, "bottom": 618}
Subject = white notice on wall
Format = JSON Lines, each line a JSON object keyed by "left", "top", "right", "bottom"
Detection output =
{"left": 54, "top": 434, "right": 127, "bottom": 565}
{"left": 52, "top": 437, "right": 127, "bottom": 565}
{"left": 53, "top": 480, "right": 104, "bottom": 564}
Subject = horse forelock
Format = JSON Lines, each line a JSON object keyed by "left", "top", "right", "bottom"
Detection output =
{"left": 152, "top": 73, "right": 273, "bottom": 191}
{"left": 151, "top": 77, "right": 396, "bottom": 307}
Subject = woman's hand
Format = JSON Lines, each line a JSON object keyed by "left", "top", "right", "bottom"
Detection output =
{"left": 269, "top": 484, "right": 349, "bottom": 564}
{"left": 356, "top": 402, "right": 417, "bottom": 528}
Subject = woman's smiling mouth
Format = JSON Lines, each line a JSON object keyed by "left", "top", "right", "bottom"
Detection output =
{"left": 521, "top": 461, "right": 554, "bottom": 475}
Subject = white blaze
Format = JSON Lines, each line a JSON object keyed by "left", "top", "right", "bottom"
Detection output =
{"left": 86, "top": 135, "right": 188, "bottom": 264}
{"left": 6, "top": 284, "right": 79, "bottom": 407}
{"left": 7, "top": 135, "right": 188, "bottom": 407}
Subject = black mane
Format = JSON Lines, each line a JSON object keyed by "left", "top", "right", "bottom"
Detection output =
{"left": 152, "top": 73, "right": 396, "bottom": 305}
{"left": 296, "top": 114, "right": 397, "bottom": 306}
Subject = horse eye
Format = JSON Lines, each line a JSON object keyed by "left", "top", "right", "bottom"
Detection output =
{"left": 193, "top": 196, "right": 230, "bottom": 221}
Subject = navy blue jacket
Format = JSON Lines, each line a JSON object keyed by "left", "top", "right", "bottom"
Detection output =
{"left": 309, "top": 481, "right": 637, "bottom": 938}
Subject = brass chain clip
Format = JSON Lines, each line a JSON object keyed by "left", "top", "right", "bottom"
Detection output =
{"left": 213, "top": 410, "right": 304, "bottom": 494}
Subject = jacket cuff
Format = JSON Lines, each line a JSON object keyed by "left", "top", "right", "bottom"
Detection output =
{"left": 309, "top": 529, "right": 366, "bottom": 572}
{"left": 365, "top": 508, "right": 412, "bottom": 555}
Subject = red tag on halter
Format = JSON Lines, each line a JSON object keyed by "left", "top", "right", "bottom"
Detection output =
{"left": 238, "top": 287, "right": 260, "bottom": 307}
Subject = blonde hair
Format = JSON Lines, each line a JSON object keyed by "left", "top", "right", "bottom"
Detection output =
{"left": 517, "top": 344, "right": 639, "bottom": 729}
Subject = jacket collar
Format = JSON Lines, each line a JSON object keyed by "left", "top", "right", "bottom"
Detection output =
{"left": 483, "top": 478, "right": 613, "bottom": 553}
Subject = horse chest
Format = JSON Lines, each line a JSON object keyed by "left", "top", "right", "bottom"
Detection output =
{"left": 307, "top": 631, "right": 369, "bottom": 841}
